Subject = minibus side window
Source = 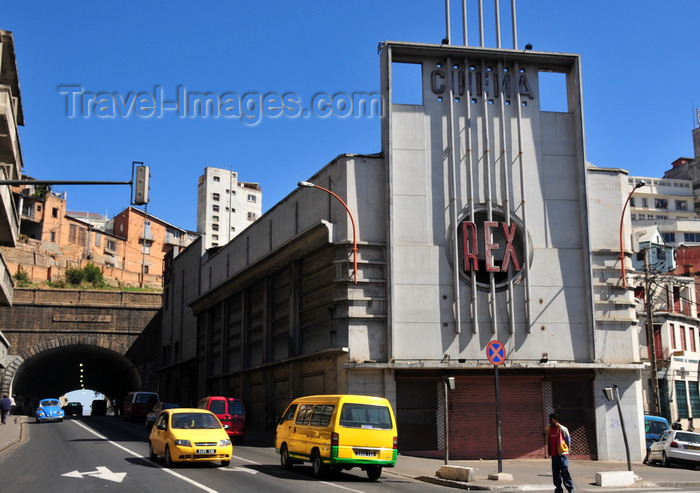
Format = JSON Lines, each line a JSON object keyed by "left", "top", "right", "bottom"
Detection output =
{"left": 295, "top": 404, "right": 314, "bottom": 424}
{"left": 309, "top": 405, "right": 335, "bottom": 426}
{"left": 281, "top": 404, "right": 297, "bottom": 421}
{"left": 339, "top": 404, "right": 393, "bottom": 430}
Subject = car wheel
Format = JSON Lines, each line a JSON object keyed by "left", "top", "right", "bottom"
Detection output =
{"left": 165, "top": 446, "right": 174, "bottom": 468}
{"left": 662, "top": 452, "right": 671, "bottom": 467}
{"left": 220, "top": 460, "right": 230, "bottom": 467}
{"left": 311, "top": 450, "right": 325, "bottom": 478}
{"left": 280, "top": 444, "right": 293, "bottom": 470}
{"left": 148, "top": 442, "right": 157, "bottom": 461}
{"left": 366, "top": 465, "right": 382, "bottom": 481}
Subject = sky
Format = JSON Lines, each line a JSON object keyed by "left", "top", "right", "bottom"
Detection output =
{"left": 4, "top": 1, "right": 699, "bottom": 232}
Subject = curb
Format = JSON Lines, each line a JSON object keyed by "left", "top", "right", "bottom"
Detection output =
{"left": 0, "top": 416, "right": 26, "bottom": 455}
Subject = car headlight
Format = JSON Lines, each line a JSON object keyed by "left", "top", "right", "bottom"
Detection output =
{"left": 174, "top": 439, "right": 191, "bottom": 447}
{"left": 219, "top": 439, "right": 232, "bottom": 447}
{"left": 37, "top": 410, "right": 46, "bottom": 417}
{"left": 58, "top": 411, "right": 64, "bottom": 416}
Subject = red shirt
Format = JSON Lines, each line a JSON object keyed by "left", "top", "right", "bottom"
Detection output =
{"left": 548, "top": 425, "right": 560, "bottom": 456}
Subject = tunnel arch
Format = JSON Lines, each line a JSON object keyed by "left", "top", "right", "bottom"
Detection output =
{"left": 3, "top": 336, "right": 142, "bottom": 410}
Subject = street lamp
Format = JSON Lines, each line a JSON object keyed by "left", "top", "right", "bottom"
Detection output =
{"left": 619, "top": 180, "right": 645, "bottom": 289}
{"left": 298, "top": 181, "right": 358, "bottom": 283}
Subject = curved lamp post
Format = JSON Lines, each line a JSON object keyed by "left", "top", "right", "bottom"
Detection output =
{"left": 298, "top": 181, "right": 358, "bottom": 283}
{"left": 619, "top": 180, "right": 645, "bottom": 289}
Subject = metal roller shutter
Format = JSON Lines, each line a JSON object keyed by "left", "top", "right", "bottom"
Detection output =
{"left": 449, "top": 375, "right": 545, "bottom": 459}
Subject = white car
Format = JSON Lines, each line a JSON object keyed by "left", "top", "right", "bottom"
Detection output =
{"left": 648, "top": 429, "right": 700, "bottom": 468}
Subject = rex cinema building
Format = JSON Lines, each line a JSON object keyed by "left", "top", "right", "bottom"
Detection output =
{"left": 161, "top": 39, "right": 644, "bottom": 462}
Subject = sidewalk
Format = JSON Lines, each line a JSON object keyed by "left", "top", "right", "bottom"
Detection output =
{"left": 0, "top": 414, "right": 24, "bottom": 453}
{"left": 390, "top": 454, "right": 700, "bottom": 491}
{"left": 3, "top": 420, "right": 700, "bottom": 490}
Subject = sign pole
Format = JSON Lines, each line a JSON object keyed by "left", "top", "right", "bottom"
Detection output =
{"left": 486, "top": 340, "right": 507, "bottom": 474}
{"left": 495, "top": 363, "right": 503, "bottom": 473}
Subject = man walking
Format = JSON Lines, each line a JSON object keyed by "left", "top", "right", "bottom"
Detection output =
{"left": 545, "top": 412, "right": 574, "bottom": 493}
{"left": 0, "top": 394, "right": 11, "bottom": 425}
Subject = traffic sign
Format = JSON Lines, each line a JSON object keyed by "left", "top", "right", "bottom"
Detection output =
{"left": 486, "top": 340, "right": 507, "bottom": 365}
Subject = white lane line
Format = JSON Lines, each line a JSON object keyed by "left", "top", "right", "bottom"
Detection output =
{"left": 71, "top": 420, "right": 218, "bottom": 493}
{"left": 231, "top": 455, "right": 366, "bottom": 492}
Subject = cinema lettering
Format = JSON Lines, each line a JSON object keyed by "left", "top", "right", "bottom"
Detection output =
{"left": 430, "top": 65, "right": 534, "bottom": 100}
{"left": 456, "top": 209, "right": 526, "bottom": 288}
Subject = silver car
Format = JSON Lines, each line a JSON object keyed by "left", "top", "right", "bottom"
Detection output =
{"left": 648, "top": 429, "right": 700, "bottom": 468}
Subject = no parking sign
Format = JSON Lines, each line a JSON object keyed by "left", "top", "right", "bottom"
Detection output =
{"left": 486, "top": 340, "right": 507, "bottom": 365}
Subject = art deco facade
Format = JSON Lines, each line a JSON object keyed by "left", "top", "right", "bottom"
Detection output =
{"left": 159, "top": 39, "right": 648, "bottom": 462}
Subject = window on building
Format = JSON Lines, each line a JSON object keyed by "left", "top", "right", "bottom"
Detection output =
{"left": 69, "top": 224, "right": 77, "bottom": 243}
{"left": 212, "top": 215, "right": 219, "bottom": 222}
{"left": 213, "top": 193, "right": 220, "bottom": 201}
{"left": 106, "top": 239, "right": 117, "bottom": 252}
{"left": 681, "top": 325, "right": 687, "bottom": 351}
{"left": 629, "top": 198, "right": 636, "bottom": 207}
{"left": 213, "top": 205, "right": 219, "bottom": 212}
{"left": 655, "top": 199, "right": 668, "bottom": 209}
{"left": 655, "top": 215, "right": 668, "bottom": 220}
{"left": 212, "top": 234, "right": 219, "bottom": 241}
{"left": 52, "top": 207, "right": 59, "bottom": 218}
{"left": 691, "top": 328, "right": 697, "bottom": 353}
{"left": 676, "top": 200, "right": 688, "bottom": 211}
{"left": 684, "top": 233, "right": 700, "bottom": 243}
{"left": 212, "top": 224, "right": 219, "bottom": 231}
{"left": 690, "top": 381, "right": 700, "bottom": 417}
{"left": 247, "top": 212, "right": 256, "bottom": 221}
{"left": 677, "top": 380, "right": 689, "bottom": 418}
{"left": 641, "top": 198, "right": 648, "bottom": 208}
{"left": 671, "top": 324, "right": 677, "bottom": 349}
{"left": 663, "top": 232, "right": 676, "bottom": 243}
{"left": 94, "top": 233, "right": 101, "bottom": 247}
{"left": 212, "top": 242, "right": 219, "bottom": 247}
{"left": 50, "top": 231, "right": 56, "bottom": 242}
{"left": 143, "top": 265, "right": 149, "bottom": 274}
{"left": 247, "top": 194, "right": 257, "bottom": 203}
{"left": 142, "top": 240, "right": 151, "bottom": 254}
{"left": 37, "top": 205, "right": 42, "bottom": 212}
{"left": 213, "top": 176, "right": 220, "bottom": 182}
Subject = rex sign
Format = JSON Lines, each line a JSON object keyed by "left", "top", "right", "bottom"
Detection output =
{"left": 456, "top": 209, "right": 525, "bottom": 288}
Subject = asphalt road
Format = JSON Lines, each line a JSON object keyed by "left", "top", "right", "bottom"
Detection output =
{"left": 0, "top": 416, "right": 444, "bottom": 492}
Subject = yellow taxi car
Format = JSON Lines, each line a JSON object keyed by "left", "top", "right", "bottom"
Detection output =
{"left": 148, "top": 408, "right": 232, "bottom": 467}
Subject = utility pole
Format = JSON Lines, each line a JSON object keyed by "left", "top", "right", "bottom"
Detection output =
{"left": 645, "top": 248, "right": 662, "bottom": 415}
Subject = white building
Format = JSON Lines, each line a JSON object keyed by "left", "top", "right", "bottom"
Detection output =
{"left": 196, "top": 167, "right": 262, "bottom": 249}
{"left": 158, "top": 32, "right": 653, "bottom": 462}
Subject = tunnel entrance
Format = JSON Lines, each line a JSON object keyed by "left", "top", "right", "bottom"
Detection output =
{"left": 10, "top": 344, "right": 141, "bottom": 414}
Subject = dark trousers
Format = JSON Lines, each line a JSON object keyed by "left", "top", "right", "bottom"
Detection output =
{"left": 1, "top": 409, "right": 9, "bottom": 424}
{"left": 551, "top": 454, "right": 574, "bottom": 493}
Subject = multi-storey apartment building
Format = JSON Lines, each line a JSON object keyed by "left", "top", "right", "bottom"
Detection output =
{"left": 0, "top": 30, "right": 25, "bottom": 379}
{"left": 196, "top": 167, "right": 262, "bottom": 249}
{"left": 628, "top": 174, "right": 699, "bottom": 247}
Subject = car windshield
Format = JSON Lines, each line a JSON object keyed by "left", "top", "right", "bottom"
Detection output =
{"left": 229, "top": 400, "right": 244, "bottom": 415}
{"left": 675, "top": 432, "right": 700, "bottom": 443}
{"left": 41, "top": 400, "right": 59, "bottom": 407}
{"left": 171, "top": 413, "right": 221, "bottom": 429}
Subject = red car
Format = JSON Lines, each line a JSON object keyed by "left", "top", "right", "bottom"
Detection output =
{"left": 197, "top": 396, "right": 246, "bottom": 440}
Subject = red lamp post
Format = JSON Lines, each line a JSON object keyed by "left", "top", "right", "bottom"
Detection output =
{"left": 619, "top": 180, "right": 645, "bottom": 289}
{"left": 299, "top": 181, "right": 358, "bottom": 284}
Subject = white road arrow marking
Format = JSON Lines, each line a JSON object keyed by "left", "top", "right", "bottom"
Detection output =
{"left": 220, "top": 466, "right": 258, "bottom": 474}
{"left": 62, "top": 466, "right": 127, "bottom": 483}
